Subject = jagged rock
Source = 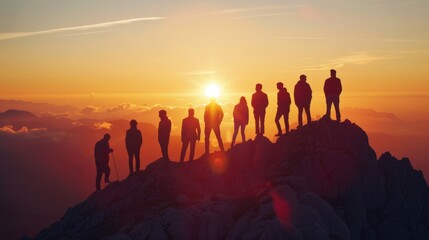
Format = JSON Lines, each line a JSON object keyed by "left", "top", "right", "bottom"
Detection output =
{"left": 30, "top": 118, "right": 429, "bottom": 240}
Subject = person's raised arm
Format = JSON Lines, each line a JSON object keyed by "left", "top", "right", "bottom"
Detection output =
{"left": 107, "top": 142, "right": 113, "bottom": 153}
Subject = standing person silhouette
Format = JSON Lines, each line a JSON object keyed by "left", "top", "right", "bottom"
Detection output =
{"left": 158, "top": 110, "right": 171, "bottom": 161}
{"left": 294, "top": 75, "right": 312, "bottom": 128}
{"left": 94, "top": 133, "right": 113, "bottom": 191}
{"left": 231, "top": 96, "right": 249, "bottom": 148}
{"left": 324, "top": 69, "right": 342, "bottom": 122}
{"left": 274, "top": 82, "right": 291, "bottom": 136}
{"left": 251, "top": 83, "right": 269, "bottom": 135}
{"left": 204, "top": 98, "right": 225, "bottom": 154}
{"left": 125, "top": 119, "right": 142, "bottom": 175}
{"left": 180, "top": 108, "right": 201, "bottom": 162}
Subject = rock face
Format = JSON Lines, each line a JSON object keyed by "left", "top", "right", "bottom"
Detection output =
{"left": 30, "top": 119, "right": 429, "bottom": 240}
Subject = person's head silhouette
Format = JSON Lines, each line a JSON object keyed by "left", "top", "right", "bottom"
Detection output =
{"left": 276, "top": 82, "right": 283, "bottom": 90}
{"left": 330, "top": 69, "right": 336, "bottom": 77}
{"left": 103, "top": 133, "right": 111, "bottom": 141}
{"left": 239, "top": 96, "right": 247, "bottom": 105}
{"left": 130, "top": 119, "right": 137, "bottom": 128}
{"left": 188, "top": 108, "right": 195, "bottom": 117}
{"left": 255, "top": 83, "right": 263, "bottom": 92}
{"left": 300, "top": 74, "right": 307, "bottom": 81}
{"left": 159, "top": 110, "right": 167, "bottom": 119}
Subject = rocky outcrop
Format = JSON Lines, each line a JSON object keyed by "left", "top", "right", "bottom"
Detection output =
{"left": 29, "top": 118, "right": 429, "bottom": 240}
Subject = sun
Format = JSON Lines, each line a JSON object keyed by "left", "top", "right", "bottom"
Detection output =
{"left": 205, "top": 83, "right": 221, "bottom": 98}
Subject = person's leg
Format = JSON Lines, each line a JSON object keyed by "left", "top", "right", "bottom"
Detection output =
{"left": 204, "top": 126, "right": 211, "bottom": 154}
{"left": 283, "top": 112, "right": 289, "bottom": 133}
{"left": 162, "top": 143, "right": 169, "bottom": 160}
{"left": 231, "top": 122, "right": 239, "bottom": 147}
{"left": 275, "top": 109, "right": 282, "bottom": 135}
{"left": 189, "top": 140, "right": 196, "bottom": 161}
{"left": 104, "top": 165, "right": 110, "bottom": 183}
{"left": 213, "top": 125, "right": 225, "bottom": 151}
{"left": 334, "top": 97, "right": 341, "bottom": 122}
{"left": 135, "top": 151, "right": 140, "bottom": 172}
{"left": 159, "top": 142, "right": 164, "bottom": 159}
{"left": 261, "top": 111, "right": 266, "bottom": 134}
{"left": 305, "top": 105, "right": 312, "bottom": 124}
{"left": 180, "top": 140, "right": 189, "bottom": 163}
{"left": 298, "top": 106, "right": 303, "bottom": 127}
{"left": 326, "top": 96, "right": 332, "bottom": 119}
{"left": 240, "top": 124, "right": 246, "bottom": 142}
{"left": 254, "top": 112, "right": 260, "bottom": 134}
{"left": 127, "top": 150, "right": 133, "bottom": 173}
{"left": 96, "top": 165, "right": 102, "bottom": 191}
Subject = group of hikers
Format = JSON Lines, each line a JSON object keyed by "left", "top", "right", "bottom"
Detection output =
{"left": 94, "top": 69, "right": 342, "bottom": 191}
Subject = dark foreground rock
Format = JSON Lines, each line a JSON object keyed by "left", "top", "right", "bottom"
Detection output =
{"left": 29, "top": 118, "right": 429, "bottom": 240}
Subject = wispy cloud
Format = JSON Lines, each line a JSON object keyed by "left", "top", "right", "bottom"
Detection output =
{"left": 94, "top": 122, "right": 112, "bottom": 130}
{"left": 64, "top": 29, "right": 116, "bottom": 37}
{"left": 107, "top": 103, "right": 151, "bottom": 113}
{"left": 212, "top": 5, "right": 301, "bottom": 19}
{"left": 0, "top": 125, "right": 47, "bottom": 134}
{"left": 213, "top": 4, "right": 324, "bottom": 20}
{"left": 81, "top": 106, "right": 102, "bottom": 115}
{"left": 0, "top": 17, "right": 164, "bottom": 41}
{"left": 303, "top": 52, "right": 394, "bottom": 71}
{"left": 288, "top": 52, "right": 395, "bottom": 72}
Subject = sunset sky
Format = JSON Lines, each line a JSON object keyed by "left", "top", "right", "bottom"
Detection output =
{"left": 1, "top": 0, "right": 429, "bottom": 136}
{"left": 1, "top": 0, "right": 429, "bottom": 107}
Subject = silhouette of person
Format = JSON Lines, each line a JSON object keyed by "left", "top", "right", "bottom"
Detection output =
{"left": 94, "top": 133, "right": 113, "bottom": 191}
{"left": 158, "top": 110, "right": 171, "bottom": 161}
{"left": 294, "top": 74, "right": 312, "bottom": 128}
{"left": 231, "top": 96, "right": 249, "bottom": 147}
{"left": 251, "top": 83, "right": 269, "bottom": 135}
{"left": 125, "top": 119, "right": 142, "bottom": 174}
{"left": 324, "top": 69, "right": 342, "bottom": 122}
{"left": 275, "top": 82, "right": 291, "bottom": 136}
{"left": 204, "top": 98, "right": 225, "bottom": 154}
{"left": 180, "top": 108, "right": 201, "bottom": 162}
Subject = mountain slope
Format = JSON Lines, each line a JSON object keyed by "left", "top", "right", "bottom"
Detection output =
{"left": 29, "top": 118, "right": 429, "bottom": 240}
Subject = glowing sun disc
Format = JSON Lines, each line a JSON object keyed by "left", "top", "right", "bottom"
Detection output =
{"left": 205, "top": 84, "right": 221, "bottom": 98}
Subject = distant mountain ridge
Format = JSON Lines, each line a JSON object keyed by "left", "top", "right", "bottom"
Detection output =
{"left": 0, "top": 109, "right": 37, "bottom": 120}
{"left": 27, "top": 118, "right": 429, "bottom": 240}
{"left": 0, "top": 99, "right": 77, "bottom": 115}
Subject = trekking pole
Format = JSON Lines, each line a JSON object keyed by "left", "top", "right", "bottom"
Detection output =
{"left": 111, "top": 152, "right": 120, "bottom": 181}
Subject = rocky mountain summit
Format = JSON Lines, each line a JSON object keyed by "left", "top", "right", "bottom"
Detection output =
{"left": 29, "top": 118, "right": 429, "bottom": 240}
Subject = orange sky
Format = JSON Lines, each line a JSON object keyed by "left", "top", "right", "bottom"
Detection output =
{"left": 1, "top": 1, "right": 429, "bottom": 99}
{"left": 0, "top": 0, "right": 429, "bottom": 126}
